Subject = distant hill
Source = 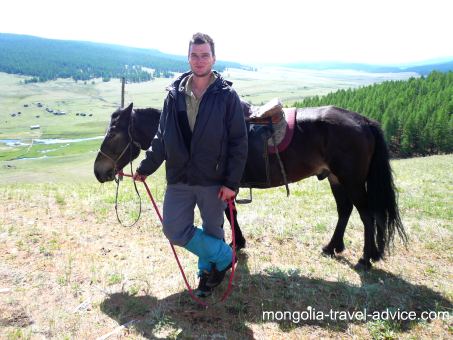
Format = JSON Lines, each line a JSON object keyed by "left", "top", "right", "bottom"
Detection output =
{"left": 284, "top": 62, "right": 401, "bottom": 73}
{"left": 285, "top": 60, "right": 453, "bottom": 75}
{"left": 404, "top": 61, "right": 453, "bottom": 75}
{"left": 0, "top": 33, "right": 246, "bottom": 82}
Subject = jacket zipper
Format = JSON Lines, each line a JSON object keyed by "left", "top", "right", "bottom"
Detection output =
{"left": 216, "top": 110, "right": 227, "bottom": 171}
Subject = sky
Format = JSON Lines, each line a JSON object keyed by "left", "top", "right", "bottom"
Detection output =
{"left": 1, "top": 0, "right": 452, "bottom": 65}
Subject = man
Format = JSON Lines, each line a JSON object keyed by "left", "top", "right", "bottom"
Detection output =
{"left": 133, "top": 33, "right": 248, "bottom": 297}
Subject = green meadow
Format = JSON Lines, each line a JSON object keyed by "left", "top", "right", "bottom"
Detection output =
{"left": 1, "top": 69, "right": 451, "bottom": 339}
{"left": 0, "top": 67, "right": 416, "bottom": 181}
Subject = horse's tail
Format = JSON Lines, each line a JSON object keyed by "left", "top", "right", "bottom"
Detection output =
{"left": 367, "top": 122, "right": 407, "bottom": 257}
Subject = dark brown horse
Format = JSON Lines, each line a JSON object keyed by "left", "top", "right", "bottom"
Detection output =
{"left": 94, "top": 103, "right": 407, "bottom": 269}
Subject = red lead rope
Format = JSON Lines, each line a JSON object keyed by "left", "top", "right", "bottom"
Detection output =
{"left": 117, "top": 171, "right": 237, "bottom": 307}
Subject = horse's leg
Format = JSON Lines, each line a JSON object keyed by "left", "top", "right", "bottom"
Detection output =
{"left": 346, "top": 184, "right": 380, "bottom": 270}
{"left": 224, "top": 201, "right": 246, "bottom": 250}
{"left": 322, "top": 175, "right": 353, "bottom": 257}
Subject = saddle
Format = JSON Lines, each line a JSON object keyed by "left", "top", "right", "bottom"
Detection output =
{"left": 240, "top": 98, "right": 295, "bottom": 196}
{"left": 245, "top": 98, "right": 284, "bottom": 125}
{"left": 241, "top": 98, "right": 297, "bottom": 154}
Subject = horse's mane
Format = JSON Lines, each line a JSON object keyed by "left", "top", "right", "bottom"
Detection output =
{"left": 134, "top": 107, "right": 161, "bottom": 115}
{"left": 131, "top": 107, "right": 161, "bottom": 149}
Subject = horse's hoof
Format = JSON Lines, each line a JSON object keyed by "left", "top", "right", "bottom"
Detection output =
{"left": 334, "top": 243, "right": 345, "bottom": 254}
{"left": 231, "top": 239, "right": 246, "bottom": 251}
{"left": 322, "top": 246, "right": 335, "bottom": 258}
{"left": 370, "top": 251, "right": 383, "bottom": 262}
{"left": 355, "top": 258, "right": 372, "bottom": 271}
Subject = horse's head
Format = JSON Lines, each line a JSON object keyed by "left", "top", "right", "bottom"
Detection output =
{"left": 94, "top": 103, "right": 142, "bottom": 183}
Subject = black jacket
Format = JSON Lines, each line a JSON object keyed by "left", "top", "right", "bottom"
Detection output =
{"left": 137, "top": 71, "right": 248, "bottom": 190}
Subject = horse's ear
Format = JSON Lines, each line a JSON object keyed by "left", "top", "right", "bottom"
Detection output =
{"left": 124, "top": 102, "right": 133, "bottom": 113}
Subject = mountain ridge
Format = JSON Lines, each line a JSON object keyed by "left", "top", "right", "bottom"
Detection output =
{"left": 0, "top": 33, "right": 245, "bottom": 82}
{"left": 283, "top": 59, "right": 453, "bottom": 75}
{"left": 1, "top": 33, "right": 453, "bottom": 80}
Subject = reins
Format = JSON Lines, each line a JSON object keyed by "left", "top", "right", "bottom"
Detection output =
{"left": 99, "top": 112, "right": 237, "bottom": 306}
{"left": 113, "top": 162, "right": 142, "bottom": 227}
{"left": 118, "top": 170, "right": 237, "bottom": 307}
{"left": 98, "top": 123, "right": 143, "bottom": 227}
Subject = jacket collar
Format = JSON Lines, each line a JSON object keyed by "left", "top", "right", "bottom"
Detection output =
{"left": 166, "top": 70, "right": 232, "bottom": 98}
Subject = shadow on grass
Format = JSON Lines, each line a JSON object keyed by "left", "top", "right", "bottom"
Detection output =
{"left": 100, "top": 253, "right": 452, "bottom": 338}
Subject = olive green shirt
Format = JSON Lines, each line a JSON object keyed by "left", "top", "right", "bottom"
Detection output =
{"left": 184, "top": 72, "right": 217, "bottom": 131}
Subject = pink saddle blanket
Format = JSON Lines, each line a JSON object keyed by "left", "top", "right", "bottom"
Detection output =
{"left": 268, "top": 108, "right": 297, "bottom": 154}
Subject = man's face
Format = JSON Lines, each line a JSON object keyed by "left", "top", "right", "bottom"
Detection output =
{"left": 188, "top": 43, "right": 216, "bottom": 78}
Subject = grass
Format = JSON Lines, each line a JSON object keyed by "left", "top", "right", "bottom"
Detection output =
{"left": 0, "top": 154, "right": 451, "bottom": 339}
{"left": 0, "top": 67, "right": 416, "bottom": 180}
{"left": 0, "top": 69, "right": 451, "bottom": 338}
{"left": 227, "top": 67, "right": 417, "bottom": 105}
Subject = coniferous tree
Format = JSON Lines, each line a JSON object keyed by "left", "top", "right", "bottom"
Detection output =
{"left": 295, "top": 71, "right": 453, "bottom": 157}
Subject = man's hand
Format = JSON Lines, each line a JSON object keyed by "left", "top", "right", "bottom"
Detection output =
{"left": 218, "top": 186, "right": 236, "bottom": 201}
{"left": 133, "top": 172, "right": 147, "bottom": 182}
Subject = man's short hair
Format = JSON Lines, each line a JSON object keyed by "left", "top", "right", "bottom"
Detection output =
{"left": 189, "top": 32, "right": 215, "bottom": 57}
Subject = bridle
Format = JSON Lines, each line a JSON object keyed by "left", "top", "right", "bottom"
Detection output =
{"left": 98, "top": 114, "right": 143, "bottom": 227}
{"left": 98, "top": 123, "right": 142, "bottom": 174}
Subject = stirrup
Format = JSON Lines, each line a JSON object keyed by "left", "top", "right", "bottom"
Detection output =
{"left": 235, "top": 187, "right": 252, "bottom": 204}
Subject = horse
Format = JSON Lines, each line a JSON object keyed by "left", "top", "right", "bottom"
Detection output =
{"left": 94, "top": 102, "right": 407, "bottom": 269}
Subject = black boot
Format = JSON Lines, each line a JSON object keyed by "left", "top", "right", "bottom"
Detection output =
{"left": 195, "top": 270, "right": 212, "bottom": 298}
{"left": 206, "top": 257, "right": 237, "bottom": 288}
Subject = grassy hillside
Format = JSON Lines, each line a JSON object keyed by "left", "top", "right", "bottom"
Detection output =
{"left": 0, "top": 72, "right": 170, "bottom": 141}
{"left": 296, "top": 71, "right": 453, "bottom": 157}
{"left": 0, "top": 67, "right": 451, "bottom": 338}
{"left": 0, "top": 154, "right": 451, "bottom": 338}
{"left": 0, "top": 67, "right": 416, "bottom": 170}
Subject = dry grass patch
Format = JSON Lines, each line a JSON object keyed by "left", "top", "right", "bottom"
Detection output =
{"left": 0, "top": 155, "right": 452, "bottom": 339}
